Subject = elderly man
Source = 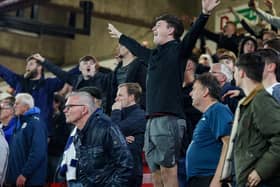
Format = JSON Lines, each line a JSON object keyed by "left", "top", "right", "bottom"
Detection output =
{"left": 64, "top": 91, "right": 133, "bottom": 186}
{"left": 6, "top": 93, "right": 48, "bottom": 187}
{"left": 210, "top": 63, "right": 242, "bottom": 113}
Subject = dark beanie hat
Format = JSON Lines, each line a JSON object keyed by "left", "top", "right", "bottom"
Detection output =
{"left": 78, "top": 86, "right": 102, "bottom": 100}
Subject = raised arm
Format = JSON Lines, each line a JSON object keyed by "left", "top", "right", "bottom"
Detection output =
{"left": 181, "top": 0, "right": 220, "bottom": 58}
{"left": 32, "top": 53, "right": 77, "bottom": 85}
{"left": 108, "top": 23, "right": 151, "bottom": 63}
{"left": 0, "top": 64, "right": 21, "bottom": 89}
{"left": 249, "top": 0, "right": 280, "bottom": 28}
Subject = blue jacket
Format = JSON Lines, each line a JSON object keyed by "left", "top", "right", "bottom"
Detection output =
{"left": 6, "top": 107, "right": 48, "bottom": 185}
{"left": 2, "top": 117, "right": 17, "bottom": 144}
{"left": 75, "top": 108, "right": 133, "bottom": 187}
{"left": 0, "top": 64, "right": 65, "bottom": 135}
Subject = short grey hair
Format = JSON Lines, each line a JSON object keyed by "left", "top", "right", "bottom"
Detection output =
{"left": 15, "top": 93, "right": 34, "bottom": 108}
{"left": 66, "top": 91, "right": 95, "bottom": 114}
{"left": 219, "top": 63, "right": 233, "bottom": 82}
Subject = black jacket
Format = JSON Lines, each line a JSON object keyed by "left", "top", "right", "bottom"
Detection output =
{"left": 119, "top": 13, "right": 210, "bottom": 119}
{"left": 75, "top": 109, "right": 133, "bottom": 187}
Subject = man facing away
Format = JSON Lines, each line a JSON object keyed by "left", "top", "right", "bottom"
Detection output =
{"left": 186, "top": 73, "right": 233, "bottom": 187}
{"left": 111, "top": 83, "right": 146, "bottom": 187}
{"left": 6, "top": 93, "right": 48, "bottom": 187}
{"left": 63, "top": 91, "right": 133, "bottom": 187}
{"left": 108, "top": 0, "right": 220, "bottom": 186}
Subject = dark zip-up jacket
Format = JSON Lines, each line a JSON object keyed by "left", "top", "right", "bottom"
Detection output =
{"left": 119, "top": 13, "right": 210, "bottom": 119}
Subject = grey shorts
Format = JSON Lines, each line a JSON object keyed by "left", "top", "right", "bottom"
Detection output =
{"left": 144, "top": 115, "right": 186, "bottom": 172}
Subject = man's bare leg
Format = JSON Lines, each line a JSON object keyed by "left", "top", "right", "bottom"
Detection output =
{"left": 152, "top": 169, "right": 164, "bottom": 187}
{"left": 161, "top": 164, "right": 178, "bottom": 187}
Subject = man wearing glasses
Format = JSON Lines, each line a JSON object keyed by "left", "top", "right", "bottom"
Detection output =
{"left": 63, "top": 91, "right": 133, "bottom": 187}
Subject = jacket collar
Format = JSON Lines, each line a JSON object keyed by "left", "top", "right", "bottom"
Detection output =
{"left": 241, "top": 84, "right": 263, "bottom": 106}
{"left": 78, "top": 108, "right": 103, "bottom": 134}
{"left": 122, "top": 104, "right": 138, "bottom": 117}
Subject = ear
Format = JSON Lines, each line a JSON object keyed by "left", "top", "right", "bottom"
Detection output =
{"left": 79, "top": 64, "right": 82, "bottom": 72}
{"left": 128, "top": 94, "right": 135, "bottom": 103}
{"left": 240, "top": 69, "right": 245, "bottom": 79}
{"left": 267, "top": 63, "right": 276, "bottom": 72}
{"left": 202, "top": 87, "right": 209, "bottom": 97}
{"left": 167, "top": 27, "right": 175, "bottom": 36}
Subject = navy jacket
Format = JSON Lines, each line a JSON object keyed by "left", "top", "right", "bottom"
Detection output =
{"left": 75, "top": 109, "right": 133, "bottom": 187}
{"left": 111, "top": 104, "right": 146, "bottom": 177}
{"left": 119, "top": 13, "right": 210, "bottom": 119}
{"left": 0, "top": 65, "right": 65, "bottom": 134}
{"left": 6, "top": 107, "right": 48, "bottom": 185}
{"left": 2, "top": 117, "right": 17, "bottom": 144}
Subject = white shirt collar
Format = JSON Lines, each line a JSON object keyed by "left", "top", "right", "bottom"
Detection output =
{"left": 265, "top": 82, "right": 280, "bottom": 95}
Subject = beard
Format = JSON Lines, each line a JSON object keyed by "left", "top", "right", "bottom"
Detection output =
{"left": 24, "top": 69, "right": 38, "bottom": 79}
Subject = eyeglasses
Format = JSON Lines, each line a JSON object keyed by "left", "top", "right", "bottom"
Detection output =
{"left": 63, "top": 104, "right": 85, "bottom": 111}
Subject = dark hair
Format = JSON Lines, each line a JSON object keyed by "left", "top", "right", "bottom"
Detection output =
{"left": 195, "top": 73, "right": 221, "bottom": 101}
{"left": 153, "top": 14, "right": 184, "bottom": 41}
{"left": 53, "top": 94, "right": 66, "bottom": 111}
{"left": 26, "top": 55, "right": 44, "bottom": 75}
{"left": 255, "top": 48, "right": 280, "bottom": 81}
{"left": 236, "top": 52, "right": 265, "bottom": 82}
{"left": 262, "top": 30, "right": 277, "bottom": 40}
{"left": 239, "top": 36, "right": 257, "bottom": 55}
{"left": 79, "top": 55, "right": 99, "bottom": 70}
{"left": 78, "top": 86, "right": 102, "bottom": 100}
{"left": 263, "top": 38, "right": 280, "bottom": 51}
{"left": 118, "top": 83, "right": 142, "bottom": 103}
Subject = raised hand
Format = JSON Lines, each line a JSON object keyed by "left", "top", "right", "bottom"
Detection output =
{"left": 32, "top": 53, "right": 45, "bottom": 62}
{"left": 202, "top": 0, "right": 221, "bottom": 15}
{"left": 248, "top": 0, "right": 258, "bottom": 10}
{"left": 264, "top": 0, "right": 273, "bottom": 11}
{"left": 108, "top": 23, "right": 122, "bottom": 39}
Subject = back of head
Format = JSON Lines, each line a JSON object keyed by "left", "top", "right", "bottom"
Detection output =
{"left": 255, "top": 48, "right": 280, "bottom": 81}
{"left": 153, "top": 14, "right": 184, "bottom": 41}
{"left": 236, "top": 52, "right": 265, "bottom": 83}
{"left": 264, "top": 38, "right": 280, "bottom": 52}
{"left": 78, "top": 86, "right": 102, "bottom": 107}
{"left": 216, "top": 63, "right": 233, "bottom": 82}
{"left": 195, "top": 72, "right": 221, "bottom": 101}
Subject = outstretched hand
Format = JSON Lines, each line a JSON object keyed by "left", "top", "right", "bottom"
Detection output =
{"left": 108, "top": 23, "right": 122, "bottom": 39}
{"left": 202, "top": 0, "right": 221, "bottom": 15}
